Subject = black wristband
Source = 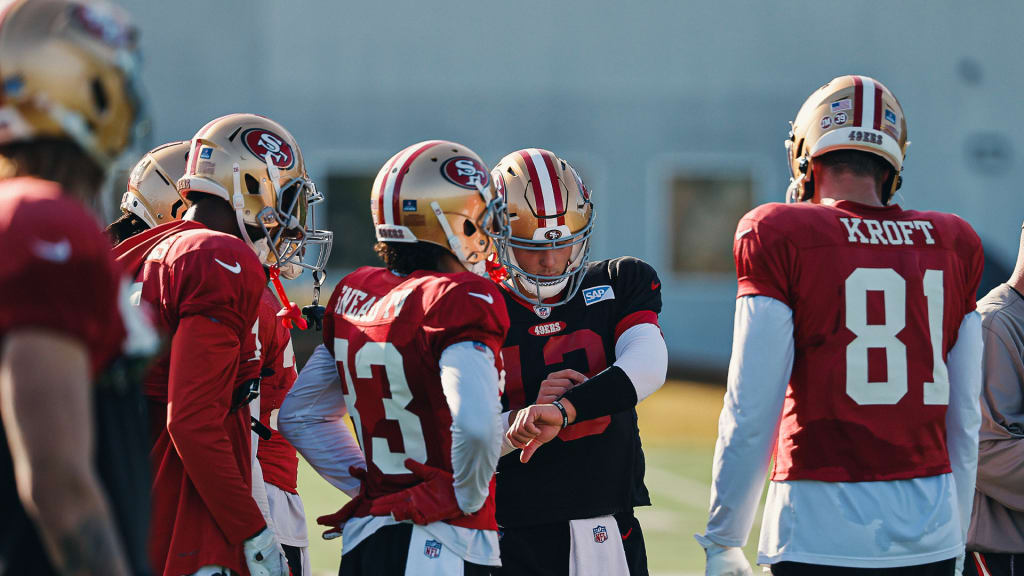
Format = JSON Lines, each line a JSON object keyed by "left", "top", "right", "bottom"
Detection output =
{"left": 552, "top": 400, "right": 569, "bottom": 429}
{"left": 559, "top": 365, "right": 637, "bottom": 423}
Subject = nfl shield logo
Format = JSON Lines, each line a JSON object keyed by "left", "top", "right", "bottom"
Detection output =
{"left": 424, "top": 539, "right": 442, "bottom": 559}
{"left": 593, "top": 525, "right": 608, "bottom": 543}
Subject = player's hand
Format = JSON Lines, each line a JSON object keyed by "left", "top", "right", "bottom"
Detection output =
{"left": 536, "top": 368, "right": 586, "bottom": 404}
{"left": 317, "top": 466, "right": 369, "bottom": 540}
{"left": 243, "top": 527, "right": 289, "bottom": 576}
{"left": 507, "top": 404, "right": 564, "bottom": 463}
{"left": 694, "top": 534, "right": 753, "bottom": 576}
{"left": 368, "top": 458, "right": 463, "bottom": 523}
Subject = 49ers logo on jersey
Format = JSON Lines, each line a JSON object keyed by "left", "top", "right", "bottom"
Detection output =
{"left": 242, "top": 128, "right": 295, "bottom": 169}
{"left": 441, "top": 157, "right": 489, "bottom": 190}
{"left": 528, "top": 321, "right": 566, "bottom": 337}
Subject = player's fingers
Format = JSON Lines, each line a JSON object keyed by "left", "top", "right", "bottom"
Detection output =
{"left": 520, "top": 439, "right": 543, "bottom": 463}
{"left": 545, "top": 368, "right": 587, "bottom": 384}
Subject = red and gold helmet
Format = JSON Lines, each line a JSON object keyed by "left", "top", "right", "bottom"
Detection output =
{"left": 786, "top": 75, "right": 908, "bottom": 204}
{"left": 177, "top": 113, "right": 331, "bottom": 279}
{"left": 370, "top": 140, "right": 504, "bottom": 276}
{"left": 0, "top": 0, "right": 146, "bottom": 168}
{"left": 119, "top": 140, "right": 190, "bottom": 228}
{"left": 488, "top": 148, "right": 594, "bottom": 306}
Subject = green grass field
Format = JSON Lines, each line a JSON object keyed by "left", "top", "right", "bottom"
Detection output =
{"left": 294, "top": 381, "right": 755, "bottom": 576}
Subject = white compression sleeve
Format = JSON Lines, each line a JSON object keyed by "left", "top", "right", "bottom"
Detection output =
{"left": 439, "top": 341, "right": 503, "bottom": 515}
{"left": 945, "top": 311, "right": 983, "bottom": 546}
{"left": 278, "top": 343, "right": 365, "bottom": 498}
{"left": 613, "top": 322, "right": 668, "bottom": 403}
{"left": 704, "top": 295, "right": 794, "bottom": 547}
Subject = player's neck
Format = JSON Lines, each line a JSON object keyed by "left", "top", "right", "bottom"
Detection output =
{"left": 184, "top": 199, "right": 243, "bottom": 239}
{"left": 815, "top": 173, "right": 885, "bottom": 207}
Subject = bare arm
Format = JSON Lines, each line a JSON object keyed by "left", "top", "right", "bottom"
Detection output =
{"left": 0, "top": 329, "right": 129, "bottom": 576}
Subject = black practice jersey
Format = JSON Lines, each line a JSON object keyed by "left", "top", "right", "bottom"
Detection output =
{"left": 496, "top": 256, "right": 662, "bottom": 527}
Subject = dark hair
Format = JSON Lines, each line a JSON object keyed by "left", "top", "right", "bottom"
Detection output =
{"left": 106, "top": 212, "right": 150, "bottom": 246}
{"left": 0, "top": 139, "right": 104, "bottom": 198}
{"left": 374, "top": 241, "right": 449, "bottom": 274}
{"left": 815, "top": 150, "right": 893, "bottom": 186}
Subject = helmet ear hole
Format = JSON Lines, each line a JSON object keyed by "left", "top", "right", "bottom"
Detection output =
{"left": 244, "top": 174, "right": 261, "bottom": 195}
{"left": 463, "top": 219, "right": 477, "bottom": 237}
{"left": 91, "top": 78, "right": 108, "bottom": 114}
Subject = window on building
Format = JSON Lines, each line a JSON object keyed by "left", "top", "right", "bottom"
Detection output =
{"left": 669, "top": 173, "right": 753, "bottom": 275}
{"left": 322, "top": 172, "right": 379, "bottom": 272}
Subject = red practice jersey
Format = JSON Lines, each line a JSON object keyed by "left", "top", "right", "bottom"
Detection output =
{"left": 734, "top": 200, "right": 983, "bottom": 482}
{"left": 255, "top": 286, "right": 300, "bottom": 493}
{"left": 0, "top": 178, "right": 125, "bottom": 373}
{"left": 114, "top": 220, "right": 267, "bottom": 576}
{"left": 323, "top": 266, "right": 510, "bottom": 531}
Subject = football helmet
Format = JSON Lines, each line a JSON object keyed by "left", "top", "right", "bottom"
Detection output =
{"left": 119, "top": 140, "right": 190, "bottom": 229}
{"left": 487, "top": 148, "right": 594, "bottom": 307}
{"left": 786, "top": 75, "right": 908, "bottom": 204}
{"left": 370, "top": 140, "right": 504, "bottom": 277}
{"left": 177, "top": 113, "right": 331, "bottom": 279}
{"left": 0, "top": 0, "right": 146, "bottom": 167}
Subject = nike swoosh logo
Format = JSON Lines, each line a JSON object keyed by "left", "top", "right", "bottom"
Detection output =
{"left": 651, "top": 281, "right": 660, "bottom": 291}
{"left": 735, "top": 228, "right": 753, "bottom": 240}
{"left": 468, "top": 292, "right": 494, "bottom": 304}
{"left": 31, "top": 238, "right": 72, "bottom": 263}
{"left": 214, "top": 258, "right": 242, "bottom": 274}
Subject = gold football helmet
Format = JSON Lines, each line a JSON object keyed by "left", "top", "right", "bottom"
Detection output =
{"left": 177, "top": 113, "right": 331, "bottom": 279}
{"left": 786, "top": 75, "right": 908, "bottom": 204}
{"left": 370, "top": 140, "right": 505, "bottom": 276}
{"left": 488, "top": 148, "right": 594, "bottom": 306}
{"left": 120, "top": 140, "right": 190, "bottom": 228}
{"left": 0, "top": 0, "right": 145, "bottom": 167}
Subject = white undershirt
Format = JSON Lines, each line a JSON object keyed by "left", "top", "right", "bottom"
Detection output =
{"left": 278, "top": 342, "right": 502, "bottom": 566}
{"left": 704, "top": 295, "right": 981, "bottom": 568}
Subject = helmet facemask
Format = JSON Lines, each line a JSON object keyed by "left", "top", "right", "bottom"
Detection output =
{"left": 491, "top": 214, "right": 594, "bottom": 307}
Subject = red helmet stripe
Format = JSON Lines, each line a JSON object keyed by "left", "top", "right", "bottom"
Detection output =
{"left": 873, "top": 82, "right": 883, "bottom": 130}
{"left": 852, "top": 76, "right": 864, "bottom": 127}
{"left": 539, "top": 151, "right": 567, "bottom": 226}
{"left": 187, "top": 138, "right": 202, "bottom": 176}
{"left": 389, "top": 140, "right": 441, "bottom": 226}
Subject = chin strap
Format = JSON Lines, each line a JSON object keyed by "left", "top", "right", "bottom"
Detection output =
{"left": 302, "top": 268, "right": 326, "bottom": 331}
{"left": 268, "top": 266, "right": 308, "bottom": 330}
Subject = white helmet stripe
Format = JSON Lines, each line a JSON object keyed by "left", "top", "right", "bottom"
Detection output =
{"left": 859, "top": 76, "right": 876, "bottom": 130}
{"left": 527, "top": 148, "right": 558, "bottom": 227}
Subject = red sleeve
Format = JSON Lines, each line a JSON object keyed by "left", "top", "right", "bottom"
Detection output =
{"left": 0, "top": 198, "right": 123, "bottom": 375}
{"left": 166, "top": 315, "right": 266, "bottom": 543}
{"left": 424, "top": 279, "right": 510, "bottom": 358}
{"left": 734, "top": 214, "right": 797, "bottom": 307}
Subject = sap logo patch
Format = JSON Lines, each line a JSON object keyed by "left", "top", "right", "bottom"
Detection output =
{"left": 582, "top": 285, "right": 615, "bottom": 306}
{"left": 593, "top": 525, "right": 608, "bottom": 543}
{"left": 528, "top": 321, "right": 566, "bottom": 337}
{"left": 424, "top": 539, "right": 442, "bottom": 559}
{"left": 402, "top": 199, "right": 417, "bottom": 212}
{"left": 200, "top": 146, "right": 213, "bottom": 159}
{"left": 885, "top": 108, "right": 897, "bottom": 125}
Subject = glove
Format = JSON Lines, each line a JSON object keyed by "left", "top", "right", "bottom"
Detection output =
{"left": 368, "top": 458, "right": 463, "bottom": 525}
{"left": 316, "top": 466, "right": 370, "bottom": 540}
{"left": 955, "top": 552, "right": 964, "bottom": 576}
{"left": 694, "top": 533, "right": 753, "bottom": 576}
{"left": 243, "top": 527, "right": 289, "bottom": 576}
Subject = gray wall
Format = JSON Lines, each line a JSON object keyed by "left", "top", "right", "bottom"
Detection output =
{"left": 118, "top": 0, "right": 1024, "bottom": 371}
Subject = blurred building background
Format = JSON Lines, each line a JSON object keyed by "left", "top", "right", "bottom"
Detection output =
{"left": 114, "top": 0, "right": 1024, "bottom": 376}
